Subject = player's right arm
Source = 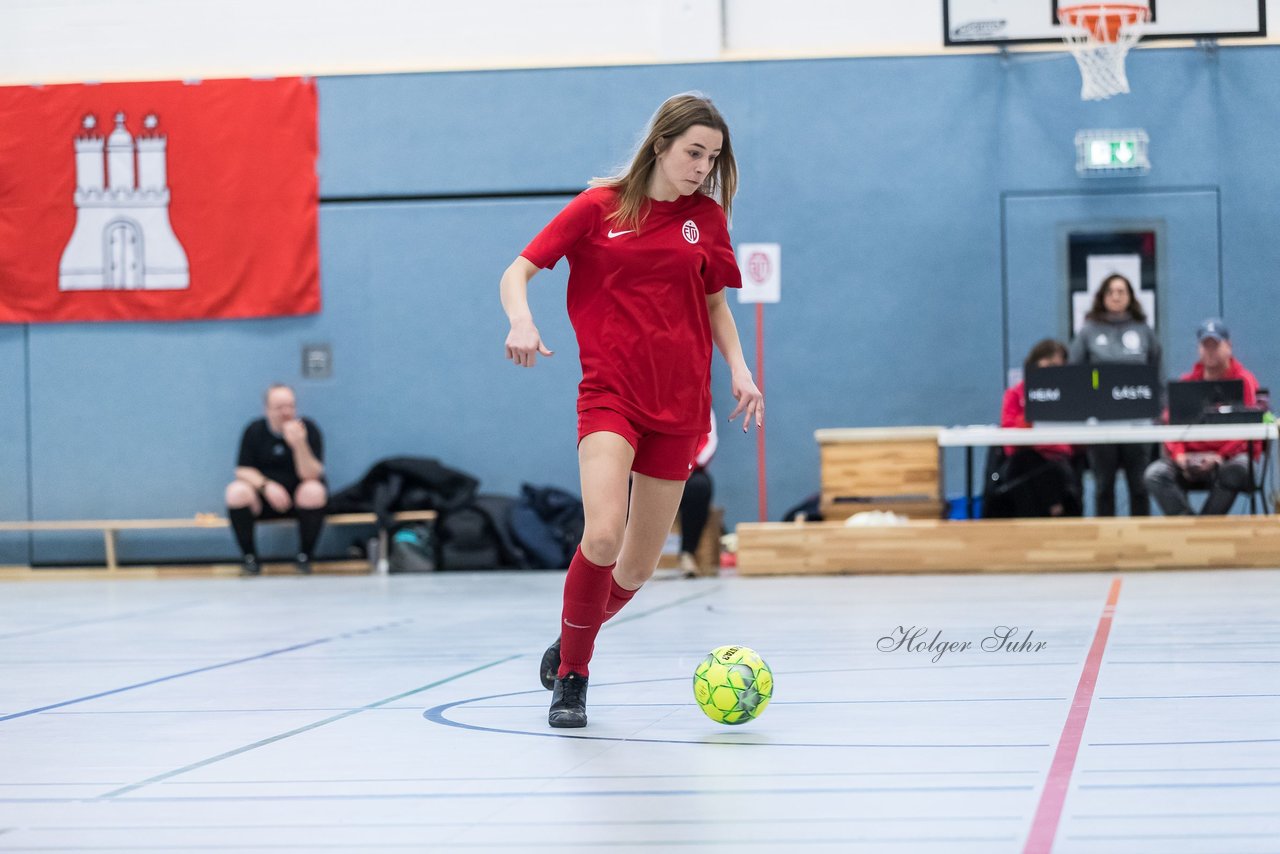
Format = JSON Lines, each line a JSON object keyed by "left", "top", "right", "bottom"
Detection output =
{"left": 505, "top": 190, "right": 597, "bottom": 367}
{"left": 501, "top": 256, "right": 554, "bottom": 367}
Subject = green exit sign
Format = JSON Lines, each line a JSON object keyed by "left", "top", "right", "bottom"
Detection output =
{"left": 1090, "top": 140, "right": 1138, "bottom": 167}
{"left": 1075, "top": 129, "right": 1150, "bottom": 176}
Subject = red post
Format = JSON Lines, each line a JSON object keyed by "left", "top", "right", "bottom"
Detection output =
{"left": 755, "top": 302, "right": 767, "bottom": 522}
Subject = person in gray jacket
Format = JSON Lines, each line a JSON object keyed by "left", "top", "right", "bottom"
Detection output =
{"left": 1069, "top": 274, "right": 1162, "bottom": 516}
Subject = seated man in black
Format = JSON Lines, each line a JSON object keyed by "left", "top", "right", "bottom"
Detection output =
{"left": 225, "top": 384, "right": 327, "bottom": 575}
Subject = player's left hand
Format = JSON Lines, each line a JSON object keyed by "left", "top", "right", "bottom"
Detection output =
{"left": 728, "top": 370, "right": 764, "bottom": 433}
{"left": 282, "top": 418, "right": 307, "bottom": 447}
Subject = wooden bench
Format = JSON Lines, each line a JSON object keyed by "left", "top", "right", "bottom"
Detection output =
{"left": 815, "top": 426, "right": 946, "bottom": 520}
{"left": 0, "top": 510, "right": 438, "bottom": 574}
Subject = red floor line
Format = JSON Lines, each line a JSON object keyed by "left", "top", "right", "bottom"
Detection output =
{"left": 1023, "top": 576, "right": 1123, "bottom": 854}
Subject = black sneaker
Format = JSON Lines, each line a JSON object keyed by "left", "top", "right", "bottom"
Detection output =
{"left": 240, "top": 555, "right": 260, "bottom": 576}
{"left": 539, "top": 638, "right": 561, "bottom": 690}
{"left": 548, "top": 672, "right": 588, "bottom": 728}
{"left": 295, "top": 553, "right": 312, "bottom": 575}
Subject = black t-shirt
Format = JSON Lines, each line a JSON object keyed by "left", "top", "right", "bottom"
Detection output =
{"left": 236, "top": 417, "right": 324, "bottom": 488}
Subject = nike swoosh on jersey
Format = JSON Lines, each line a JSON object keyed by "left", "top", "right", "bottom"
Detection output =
{"left": 607, "top": 229, "right": 634, "bottom": 239}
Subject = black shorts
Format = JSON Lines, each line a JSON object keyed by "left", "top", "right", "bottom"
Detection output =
{"left": 256, "top": 503, "right": 299, "bottom": 521}
{"left": 255, "top": 478, "right": 326, "bottom": 518}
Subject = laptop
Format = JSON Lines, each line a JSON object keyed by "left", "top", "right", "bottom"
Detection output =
{"left": 1167, "top": 379, "right": 1247, "bottom": 424}
{"left": 1024, "top": 363, "right": 1161, "bottom": 423}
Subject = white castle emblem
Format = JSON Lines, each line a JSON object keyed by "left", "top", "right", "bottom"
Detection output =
{"left": 58, "top": 111, "right": 189, "bottom": 291}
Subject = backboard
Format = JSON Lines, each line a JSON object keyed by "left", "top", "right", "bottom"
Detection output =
{"left": 943, "top": 0, "right": 1266, "bottom": 46}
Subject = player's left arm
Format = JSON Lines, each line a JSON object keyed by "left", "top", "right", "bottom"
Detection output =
{"left": 706, "top": 289, "right": 763, "bottom": 432}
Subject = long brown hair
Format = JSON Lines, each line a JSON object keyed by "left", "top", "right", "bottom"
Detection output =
{"left": 1086, "top": 273, "right": 1147, "bottom": 322}
{"left": 590, "top": 92, "right": 737, "bottom": 232}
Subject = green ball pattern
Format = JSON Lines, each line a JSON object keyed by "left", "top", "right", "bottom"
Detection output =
{"left": 692, "top": 645, "right": 773, "bottom": 725}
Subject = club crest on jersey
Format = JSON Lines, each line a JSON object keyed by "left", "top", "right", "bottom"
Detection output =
{"left": 681, "top": 219, "right": 700, "bottom": 244}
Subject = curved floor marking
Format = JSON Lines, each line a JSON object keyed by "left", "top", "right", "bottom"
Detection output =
{"left": 423, "top": 678, "right": 1052, "bottom": 749}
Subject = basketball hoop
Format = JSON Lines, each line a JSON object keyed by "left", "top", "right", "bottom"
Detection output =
{"left": 1058, "top": 4, "right": 1149, "bottom": 101}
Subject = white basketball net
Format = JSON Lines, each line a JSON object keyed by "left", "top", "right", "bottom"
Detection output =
{"left": 1059, "top": 5, "right": 1149, "bottom": 101}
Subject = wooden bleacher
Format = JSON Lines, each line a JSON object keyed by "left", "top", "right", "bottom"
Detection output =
{"left": 736, "top": 515, "right": 1280, "bottom": 575}
{"left": 734, "top": 424, "right": 1279, "bottom": 576}
{"left": 816, "top": 427, "right": 945, "bottom": 520}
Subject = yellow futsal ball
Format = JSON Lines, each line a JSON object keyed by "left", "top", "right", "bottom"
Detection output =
{"left": 692, "top": 645, "right": 773, "bottom": 725}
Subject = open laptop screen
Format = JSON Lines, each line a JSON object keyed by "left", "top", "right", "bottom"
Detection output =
{"left": 1167, "top": 379, "right": 1245, "bottom": 425}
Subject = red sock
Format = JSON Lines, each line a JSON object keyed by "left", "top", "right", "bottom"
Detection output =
{"left": 558, "top": 546, "right": 616, "bottom": 678}
{"left": 603, "top": 578, "right": 639, "bottom": 623}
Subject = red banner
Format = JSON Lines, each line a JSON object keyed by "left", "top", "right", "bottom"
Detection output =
{"left": 0, "top": 77, "right": 319, "bottom": 323}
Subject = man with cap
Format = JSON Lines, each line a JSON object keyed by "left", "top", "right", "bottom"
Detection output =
{"left": 1143, "top": 318, "right": 1262, "bottom": 515}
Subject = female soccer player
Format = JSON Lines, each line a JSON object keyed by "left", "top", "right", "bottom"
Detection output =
{"left": 500, "top": 92, "right": 763, "bottom": 728}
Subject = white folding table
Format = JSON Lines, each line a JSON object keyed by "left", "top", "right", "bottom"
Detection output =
{"left": 937, "top": 422, "right": 1278, "bottom": 517}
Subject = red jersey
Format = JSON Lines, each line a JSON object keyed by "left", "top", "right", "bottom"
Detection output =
{"left": 1165, "top": 358, "right": 1261, "bottom": 460}
{"left": 1000, "top": 382, "right": 1073, "bottom": 458}
{"left": 521, "top": 187, "right": 741, "bottom": 435}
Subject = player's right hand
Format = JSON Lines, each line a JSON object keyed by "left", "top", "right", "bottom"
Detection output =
{"left": 505, "top": 320, "right": 553, "bottom": 368}
{"left": 281, "top": 418, "right": 307, "bottom": 447}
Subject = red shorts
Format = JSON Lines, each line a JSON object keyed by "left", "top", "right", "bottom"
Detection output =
{"left": 577, "top": 408, "right": 700, "bottom": 482}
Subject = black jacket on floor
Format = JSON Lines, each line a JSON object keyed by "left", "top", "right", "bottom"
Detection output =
{"left": 328, "top": 456, "right": 480, "bottom": 530}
